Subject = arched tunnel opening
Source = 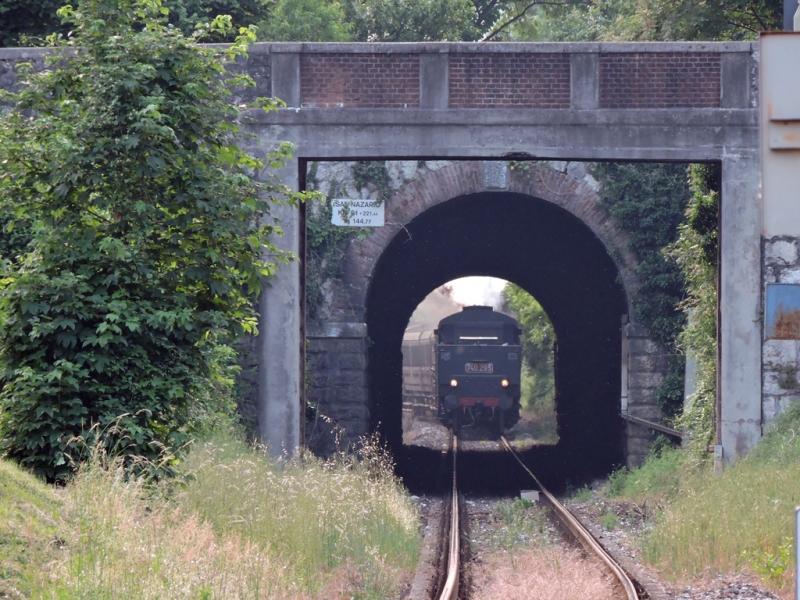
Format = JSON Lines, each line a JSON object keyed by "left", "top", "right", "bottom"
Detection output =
{"left": 365, "top": 191, "right": 628, "bottom": 494}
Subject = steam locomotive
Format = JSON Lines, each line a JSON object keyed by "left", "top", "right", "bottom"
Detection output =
{"left": 402, "top": 306, "right": 522, "bottom": 433}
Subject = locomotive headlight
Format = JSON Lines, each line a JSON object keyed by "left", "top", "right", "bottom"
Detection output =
{"left": 501, "top": 379, "right": 509, "bottom": 387}
{"left": 450, "top": 379, "right": 458, "bottom": 387}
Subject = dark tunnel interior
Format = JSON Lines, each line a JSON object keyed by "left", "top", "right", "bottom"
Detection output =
{"left": 365, "top": 191, "right": 629, "bottom": 493}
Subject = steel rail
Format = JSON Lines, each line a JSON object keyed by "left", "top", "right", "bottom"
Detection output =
{"left": 499, "top": 436, "right": 639, "bottom": 600}
{"left": 438, "top": 434, "right": 460, "bottom": 600}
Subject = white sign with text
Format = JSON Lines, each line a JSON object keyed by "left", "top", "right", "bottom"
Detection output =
{"left": 330, "top": 199, "right": 384, "bottom": 227}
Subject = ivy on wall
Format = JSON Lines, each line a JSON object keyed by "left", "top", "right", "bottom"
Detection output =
{"left": 305, "top": 161, "right": 391, "bottom": 321}
{"left": 593, "top": 163, "right": 692, "bottom": 419}
{"left": 305, "top": 163, "right": 353, "bottom": 321}
{"left": 670, "top": 164, "right": 719, "bottom": 458}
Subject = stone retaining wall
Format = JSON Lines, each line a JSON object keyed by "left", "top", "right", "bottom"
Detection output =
{"left": 762, "top": 236, "right": 800, "bottom": 424}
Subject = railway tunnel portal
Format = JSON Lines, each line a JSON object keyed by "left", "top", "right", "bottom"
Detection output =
{"left": 367, "top": 187, "right": 629, "bottom": 483}
{"left": 306, "top": 159, "right": 658, "bottom": 477}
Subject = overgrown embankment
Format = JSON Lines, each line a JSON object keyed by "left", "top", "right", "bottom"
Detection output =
{"left": 0, "top": 434, "right": 419, "bottom": 599}
{"left": 606, "top": 402, "right": 800, "bottom": 594}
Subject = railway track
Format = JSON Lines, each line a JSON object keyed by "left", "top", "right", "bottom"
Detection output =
{"left": 436, "top": 435, "right": 460, "bottom": 600}
{"left": 433, "top": 433, "right": 640, "bottom": 600}
{"left": 499, "top": 436, "right": 639, "bottom": 600}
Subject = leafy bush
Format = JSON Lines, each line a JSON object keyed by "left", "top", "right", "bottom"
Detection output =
{"left": 0, "top": 0, "right": 310, "bottom": 480}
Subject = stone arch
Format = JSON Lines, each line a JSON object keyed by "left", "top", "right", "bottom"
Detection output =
{"left": 341, "top": 161, "right": 640, "bottom": 316}
{"left": 306, "top": 161, "right": 666, "bottom": 475}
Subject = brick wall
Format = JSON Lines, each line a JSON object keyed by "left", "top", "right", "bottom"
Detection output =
{"left": 300, "top": 53, "right": 419, "bottom": 108}
{"left": 600, "top": 52, "right": 721, "bottom": 109}
{"left": 449, "top": 54, "right": 571, "bottom": 109}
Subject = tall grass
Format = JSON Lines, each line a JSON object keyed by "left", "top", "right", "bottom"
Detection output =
{"left": 16, "top": 432, "right": 419, "bottom": 599}
{"left": 611, "top": 402, "right": 800, "bottom": 590}
{"left": 0, "top": 459, "right": 61, "bottom": 598}
{"left": 180, "top": 435, "right": 420, "bottom": 594}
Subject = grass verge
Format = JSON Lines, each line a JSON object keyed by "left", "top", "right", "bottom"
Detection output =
{"left": 0, "top": 433, "right": 419, "bottom": 599}
{"left": 607, "top": 402, "right": 800, "bottom": 592}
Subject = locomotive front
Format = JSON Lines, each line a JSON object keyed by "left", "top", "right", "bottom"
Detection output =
{"left": 436, "top": 306, "right": 522, "bottom": 433}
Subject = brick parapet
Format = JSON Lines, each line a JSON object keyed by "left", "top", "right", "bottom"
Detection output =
{"left": 449, "top": 54, "right": 570, "bottom": 109}
{"left": 600, "top": 52, "right": 721, "bottom": 109}
{"left": 300, "top": 53, "right": 419, "bottom": 108}
{"left": 0, "top": 42, "right": 756, "bottom": 112}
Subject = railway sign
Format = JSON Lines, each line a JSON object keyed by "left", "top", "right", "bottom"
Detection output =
{"left": 330, "top": 198, "right": 384, "bottom": 227}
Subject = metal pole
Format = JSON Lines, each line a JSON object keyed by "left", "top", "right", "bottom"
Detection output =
{"left": 796, "top": 507, "right": 800, "bottom": 600}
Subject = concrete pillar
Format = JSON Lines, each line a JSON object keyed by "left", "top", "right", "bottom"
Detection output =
{"left": 786, "top": 0, "right": 798, "bottom": 30}
{"left": 256, "top": 50, "right": 304, "bottom": 457}
{"left": 258, "top": 163, "right": 302, "bottom": 457}
{"left": 271, "top": 51, "right": 300, "bottom": 108}
{"left": 719, "top": 151, "right": 762, "bottom": 461}
{"left": 720, "top": 53, "right": 751, "bottom": 109}
{"left": 570, "top": 53, "right": 599, "bottom": 110}
{"left": 420, "top": 53, "right": 449, "bottom": 109}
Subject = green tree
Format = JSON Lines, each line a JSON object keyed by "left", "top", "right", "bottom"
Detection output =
{"left": 502, "top": 0, "right": 781, "bottom": 41}
{"left": 0, "top": 0, "right": 71, "bottom": 47}
{"left": 0, "top": 0, "right": 309, "bottom": 480}
{"left": 595, "top": 163, "right": 690, "bottom": 418}
{"left": 257, "top": 0, "right": 351, "bottom": 41}
{"left": 163, "top": 0, "right": 271, "bottom": 38}
{"left": 345, "top": 0, "right": 480, "bottom": 41}
{"left": 0, "top": 0, "right": 272, "bottom": 46}
{"left": 595, "top": 163, "right": 690, "bottom": 347}
{"left": 502, "top": 284, "right": 555, "bottom": 409}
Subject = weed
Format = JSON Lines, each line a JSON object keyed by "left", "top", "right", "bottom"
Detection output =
{"left": 604, "top": 446, "right": 685, "bottom": 502}
{"left": 1, "top": 430, "right": 419, "bottom": 599}
{"left": 600, "top": 511, "right": 619, "bottom": 531}
{"left": 572, "top": 485, "right": 592, "bottom": 503}
{"left": 605, "top": 466, "right": 628, "bottom": 498}
{"left": 742, "top": 538, "right": 794, "bottom": 586}
{"left": 635, "top": 402, "right": 800, "bottom": 589}
{"left": 491, "top": 499, "right": 551, "bottom": 550}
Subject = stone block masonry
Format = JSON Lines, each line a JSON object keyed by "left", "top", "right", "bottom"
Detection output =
{"left": 762, "top": 236, "right": 800, "bottom": 424}
{"left": 625, "top": 323, "right": 669, "bottom": 468}
{"left": 306, "top": 326, "right": 369, "bottom": 456}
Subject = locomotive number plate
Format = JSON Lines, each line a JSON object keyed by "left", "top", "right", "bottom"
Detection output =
{"left": 465, "top": 362, "right": 493, "bottom": 373}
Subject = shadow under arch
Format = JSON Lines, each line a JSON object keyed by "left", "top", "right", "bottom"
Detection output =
{"left": 365, "top": 191, "right": 628, "bottom": 492}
